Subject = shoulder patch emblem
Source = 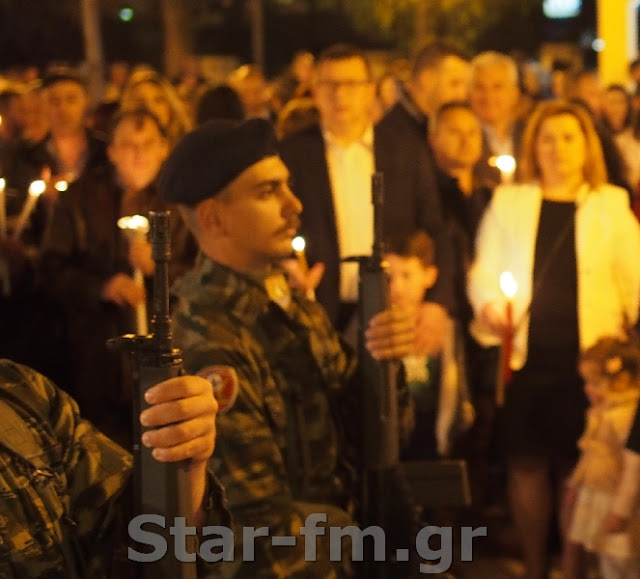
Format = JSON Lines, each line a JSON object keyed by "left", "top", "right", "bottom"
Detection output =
{"left": 197, "top": 365, "right": 239, "bottom": 414}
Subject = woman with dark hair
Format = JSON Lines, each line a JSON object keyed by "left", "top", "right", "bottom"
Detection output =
{"left": 194, "top": 83, "right": 244, "bottom": 125}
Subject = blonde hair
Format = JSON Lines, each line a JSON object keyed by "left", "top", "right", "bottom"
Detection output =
{"left": 517, "top": 99, "right": 607, "bottom": 188}
{"left": 120, "top": 69, "right": 192, "bottom": 147}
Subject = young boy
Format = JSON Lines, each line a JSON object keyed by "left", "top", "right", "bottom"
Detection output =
{"left": 386, "top": 230, "right": 474, "bottom": 459}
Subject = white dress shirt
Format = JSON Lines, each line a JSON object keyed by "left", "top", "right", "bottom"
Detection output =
{"left": 323, "top": 126, "right": 375, "bottom": 302}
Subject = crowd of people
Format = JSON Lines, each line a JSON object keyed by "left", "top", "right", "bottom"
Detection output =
{"left": 1, "top": 42, "right": 640, "bottom": 577}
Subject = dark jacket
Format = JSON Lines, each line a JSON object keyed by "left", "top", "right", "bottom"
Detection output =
{"left": 39, "top": 165, "right": 197, "bottom": 442}
{"left": 279, "top": 118, "right": 454, "bottom": 323}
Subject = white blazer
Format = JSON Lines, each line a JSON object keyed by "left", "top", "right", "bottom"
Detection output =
{"left": 468, "top": 182, "right": 640, "bottom": 370}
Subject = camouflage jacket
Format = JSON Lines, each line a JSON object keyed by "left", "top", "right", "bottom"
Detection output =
{"left": 172, "top": 257, "right": 360, "bottom": 577}
{"left": 0, "top": 359, "right": 230, "bottom": 579}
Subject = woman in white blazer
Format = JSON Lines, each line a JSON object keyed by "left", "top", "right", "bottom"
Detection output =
{"left": 468, "top": 99, "right": 640, "bottom": 579}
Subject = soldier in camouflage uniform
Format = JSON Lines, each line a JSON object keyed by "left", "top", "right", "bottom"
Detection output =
{"left": 0, "top": 359, "right": 228, "bottom": 578}
{"left": 159, "top": 118, "right": 416, "bottom": 577}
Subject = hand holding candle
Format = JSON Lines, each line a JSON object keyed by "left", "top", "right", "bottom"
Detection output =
{"left": 117, "top": 214, "right": 150, "bottom": 335}
{"left": 497, "top": 270, "right": 518, "bottom": 406}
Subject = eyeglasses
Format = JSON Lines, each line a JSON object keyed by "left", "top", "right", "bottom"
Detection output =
{"left": 316, "top": 79, "right": 372, "bottom": 91}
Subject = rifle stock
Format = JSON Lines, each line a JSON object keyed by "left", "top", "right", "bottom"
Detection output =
{"left": 108, "top": 210, "right": 196, "bottom": 579}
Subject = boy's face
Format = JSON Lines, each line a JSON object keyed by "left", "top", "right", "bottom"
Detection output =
{"left": 386, "top": 254, "right": 438, "bottom": 310}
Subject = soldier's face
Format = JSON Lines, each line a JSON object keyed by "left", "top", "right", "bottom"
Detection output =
{"left": 212, "top": 156, "right": 303, "bottom": 270}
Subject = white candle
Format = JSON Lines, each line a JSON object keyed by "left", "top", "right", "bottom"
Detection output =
{"left": 117, "top": 214, "right": 150, "bottom": 336}
{"left": 292, "top": 235, "right": 308, "bottom": 274}
{"left": 133, "top": 268, "right": 148, "bottom": 335}
{"left": 12, "top": 180, "right": 46, "bottom": 239}
{"left": 0, "top": 178, "right": 6, "bottom": 240}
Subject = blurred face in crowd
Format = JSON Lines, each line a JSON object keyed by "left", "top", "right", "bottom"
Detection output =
{"left": 231, "top": 69, "right": 269, "bottom": 119}
{"left": 313, "top": 56, "right": 375, "bottom": 137}
{"left": 601, "top": 87, "right": 630, "bottom": 132}
{"left": 387, "top": 254, "right": 437, "bottom": 311}
{"left": 431, "top": 106, "right": 483, "bottom": 173}
{"left": 292, "top": 52, "right": 315, "bottom": 85}
{"left": 410, "top": 55, "right": 469, "bottom": 118}
{"left": 574, "top": 73, "right": 602, "bottom": 116}
{"left": 108, "top": 115, "right": 168, "bottom": 192}
{"left": 128, "top": 81, "right": 172, "bottom": 128}
{"left": 0, "top": 93, "right": 27, "bottom": 137}
{"left": 535, "top": 113, "right": 586, "bottom": 187}
{"left": 470, "top": 63, "right": 520, "bottom": 126}
{"left": 22, "top": 90, "right": 48, "bottom": 142}
{"left": 196, "top": 156, "right": 302, "bottom": 271}
{"left": 44, "top": 80, "right": 88, "bottom": 135}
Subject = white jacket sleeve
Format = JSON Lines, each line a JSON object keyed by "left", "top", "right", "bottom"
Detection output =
{"left": 467, "top": 187, "right": 509, "bottom": 345}
{"left": 609, "top": 188, "right": 640, "bottom": 328}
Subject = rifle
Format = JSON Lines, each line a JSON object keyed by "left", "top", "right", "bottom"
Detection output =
{"left": 346, "top": 172, "right": 399, "bottom": 578}
{"left": 108, "top": 210, "right": 196, "bottom": 579}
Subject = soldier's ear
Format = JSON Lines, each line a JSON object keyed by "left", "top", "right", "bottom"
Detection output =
{"left": 195, "top": 198, "right": 223, "bottom": 233}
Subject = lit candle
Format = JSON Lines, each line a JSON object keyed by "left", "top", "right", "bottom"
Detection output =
{"left": 291, "top": 235, "right": 315, "bottom": 300}
{"left": 497, "top": 271, "right": 518, "bottom": 406}
{"left": 495, "top": 154, "right": 516, "bottom": 184}
{"left": 12, "top": 180, "right": 46, "bottom": 239}
{"left": 0, "top": 178, "right": 6, "bottom": 240}
{"left": 291, "top": 235, "right": 308, "bottom": 274}
{"left": 54, "top": 180, "right": 68, "bottom": 192}
{"left": 117, "top": 214, "right": 150, "bottom": 335}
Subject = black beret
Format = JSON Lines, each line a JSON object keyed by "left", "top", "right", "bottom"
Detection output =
{"left": 158, "top": 118, "right": 279, "bottom": 206}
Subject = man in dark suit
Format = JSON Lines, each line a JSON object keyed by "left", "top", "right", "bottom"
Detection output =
{"left": 279, "top": 44, "right": 454, "bottom": 352}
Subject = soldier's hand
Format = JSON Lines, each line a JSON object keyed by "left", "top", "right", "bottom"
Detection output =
{"left": 365, "top": 306, "right": 415, "bottom": 360}
{"left": 415, "top": 301, "right": 449, "bottom": 355}
{"left": 100, "top": 273, "right": 145, "bottom": 307}
{"left": 139, "top": 375, "right": 218, "bottom": 524}
{"left": 281, "top": 257, "right": 325, "bottom": 297}
{"left": 128, "top": 238, "right": 154, "bottom": 276}
{"left": 138, "top": 375, "right": 218, "bottom": 465}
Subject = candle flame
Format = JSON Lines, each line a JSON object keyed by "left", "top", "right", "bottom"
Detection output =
{"left": 495, "top": 155, "right": 516, "bottom": 174}
{"left": 55, "top": 180, "right": 68, "bottom": 192}
{"left": 28, "top": 180, "right": 46, "bottom": 197}
{"left": 500, "top": 271, "right": 518, "bottom": 298}
{"left": 0, "top": 178, "right": 5, "bottom": 191}
{"left": 292, "top": 236, "right": 306, "bottom": 252}
{"left": 117, "top": 214, "right": 149, "bottom": 232}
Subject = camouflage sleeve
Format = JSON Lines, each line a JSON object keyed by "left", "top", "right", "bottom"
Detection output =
{"left": 180, "top": 332, "right": 355, "bottom": 577}
{"left": 4, "top": 361, "right": 133, "bottom": 552}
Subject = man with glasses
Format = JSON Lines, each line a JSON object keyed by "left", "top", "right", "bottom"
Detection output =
{"left": 279, "top": 44, "right": 453, "bottom": 354}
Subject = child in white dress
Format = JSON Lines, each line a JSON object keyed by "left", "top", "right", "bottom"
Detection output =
{"left": 563, "top": 336, "right": 640, "bottom": 579}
